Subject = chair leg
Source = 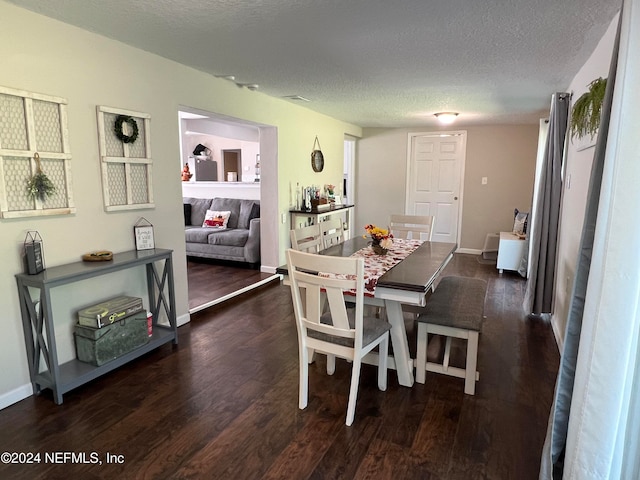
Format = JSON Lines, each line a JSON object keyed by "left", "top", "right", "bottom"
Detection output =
{"left": 415, "top": 323, "right": 428, "bottom": 384}
{"left": 299, "top": 345, "right": 309, "bottom": 409}
{"left": 378, "top": 333, "right": 389, "bottom": 391}
{"left": 326, "top": 354, "right": 336, "bottom": 375}
{"left": 346, "top": 358, "right": 362, "bottom": 426}
{"left": 464, "top": 331, "right": 479, "bottom": 395}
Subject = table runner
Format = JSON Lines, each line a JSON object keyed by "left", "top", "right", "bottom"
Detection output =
{"left": 320, "top": 238, "right": 422, "bottom": 297}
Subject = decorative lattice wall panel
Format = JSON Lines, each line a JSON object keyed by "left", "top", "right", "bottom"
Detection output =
{"left": 0, "top": 86, "right": 75, "bottom": 218}
{"left": 97, "top": 106, "right": 153, "bottom": 212}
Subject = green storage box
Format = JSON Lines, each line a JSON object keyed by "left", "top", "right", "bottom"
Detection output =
{"left": 74, "top": 312, "right": 149, "bottom": 366}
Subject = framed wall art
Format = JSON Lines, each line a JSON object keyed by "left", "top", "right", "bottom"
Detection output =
{"left": 0, "top": 85, "right": 76, "bottom": 219}
{"left": 97, "top": 106, "right": 153, "bottom": 212}
{"left": 133, "top": 217, "right": 155, "bottom": 250}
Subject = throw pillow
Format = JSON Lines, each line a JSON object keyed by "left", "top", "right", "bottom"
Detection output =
{"left": 203, "top": 210, "right": 231, "bottom": 228}
{"left": 513, "top": 208, "right": 529, "bottom": 235}
{"left": 250, "top": 202, "right": 260, "bottom": 220}
{"left": 183, "top": 204, "right": 192, "bottom": 226}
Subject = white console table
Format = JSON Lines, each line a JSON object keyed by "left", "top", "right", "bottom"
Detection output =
{"left": 497, "top": 232, "right": 526, "bottom": 273}
{"left": 290, "top": 204, "right": 355, "bottom": 240}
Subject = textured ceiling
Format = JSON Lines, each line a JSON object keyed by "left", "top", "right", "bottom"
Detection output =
{"left": 7, "top": 0, "right": 620, "bottom": 127}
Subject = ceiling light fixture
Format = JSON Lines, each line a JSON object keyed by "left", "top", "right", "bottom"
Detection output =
{"left": 434, "top": 112, "right": 459, "bottom": 125}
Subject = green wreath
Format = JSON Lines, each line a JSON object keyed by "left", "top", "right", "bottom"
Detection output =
{"left": 114, "top": 115, "right": 139, "bottom": 144}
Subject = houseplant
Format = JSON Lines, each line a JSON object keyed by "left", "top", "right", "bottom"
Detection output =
{"left": 570, "top": 77, "right": 607, "bottom": 140}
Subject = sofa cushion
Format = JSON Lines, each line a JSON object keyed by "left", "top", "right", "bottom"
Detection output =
{"left": 207, "top": 229, "right": 249, "bottom": 247}
{"left": 238, "top": 200, "right": 260, "bottom": 230}
{"left": 185, "top": 226, "right": 221, "bottom": 244}
{"left": 211, "top": 198, "right": 242, "bottom": 229}
{"left": 184, "top": 197, "right": 213, "bottom": 227}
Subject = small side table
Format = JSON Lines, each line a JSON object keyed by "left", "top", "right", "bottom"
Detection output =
{"left": 497, "top": 232, "right": 526, "bottom": 273}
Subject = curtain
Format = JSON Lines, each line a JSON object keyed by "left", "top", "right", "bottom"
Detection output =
{"left": 539, "top": 7, "right": 621, "bottom": 479}
{"left": 518, "top": 119, "right": 550, "bottom": 278}
{"left": 523, "top": 94, "right": 570, "bottom": 315}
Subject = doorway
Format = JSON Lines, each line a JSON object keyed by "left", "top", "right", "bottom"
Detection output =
{"left": 406, "top": 131, "right": 466, "bottom": 244}
{"left": 178, "top": 108, "right": 280, "bottom": 314}
{"left": 222, "top": 149, "right": 241, "bottom": 182}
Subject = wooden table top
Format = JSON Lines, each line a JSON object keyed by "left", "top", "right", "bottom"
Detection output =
{"left": 279, "top": 237, "right": 457, "bottom": 294}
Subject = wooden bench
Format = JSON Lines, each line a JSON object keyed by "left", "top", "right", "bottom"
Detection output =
{"left": 415, "top": 276, "right": 487, "bottom": 395}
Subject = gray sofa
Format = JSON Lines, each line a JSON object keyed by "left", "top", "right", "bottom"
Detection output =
{"left": 183, "top": 197, "right": 260, "bottom": 265}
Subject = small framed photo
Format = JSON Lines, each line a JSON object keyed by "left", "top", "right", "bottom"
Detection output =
{"left": 134, "top": 217, "right": 155, "bottom": 250}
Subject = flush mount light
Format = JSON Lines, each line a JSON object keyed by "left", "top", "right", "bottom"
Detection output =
{"left": 434, "top": 112, "right": 459, "bottom": 124}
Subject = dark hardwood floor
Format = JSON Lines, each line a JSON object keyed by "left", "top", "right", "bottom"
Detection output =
{"left": 187, "top": 258, "right": 279, "bottom": 312}
{"left": 0, "top": 254, "right": 559, "bottom": 480}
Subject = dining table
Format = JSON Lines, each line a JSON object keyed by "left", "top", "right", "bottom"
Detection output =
{"left": 278, "top": 236, "right": 457, "bottom": 387}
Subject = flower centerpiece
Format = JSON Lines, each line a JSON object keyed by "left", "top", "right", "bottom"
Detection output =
{"left": 364, "top": 224, "right": 393, "bottom": 255}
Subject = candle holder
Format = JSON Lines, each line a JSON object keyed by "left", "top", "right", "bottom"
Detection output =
{"left": 24, "top": 231, "right": 45, "bottom": 274}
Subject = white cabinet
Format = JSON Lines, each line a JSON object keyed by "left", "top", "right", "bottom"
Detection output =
{"left": 497, "top": 232, "right": 526, "bottom": 273}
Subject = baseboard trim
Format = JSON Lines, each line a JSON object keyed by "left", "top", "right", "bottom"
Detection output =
{"left": 550, "top": 315, "right": 564, "bottom": 352}
{"left": 177, "top": 313, "right": 190, "bottom": 327}
{"left": 456, "top": 248, "right": 482, "bottom": 255}
{"left": 189, "top": 274, "right": 281, "bottom": 314}
{"left": 261, "top": 265, "right": 277, "bottom": 274}
{"left": 0, "top": 383, "right": 32, "bottom": 411}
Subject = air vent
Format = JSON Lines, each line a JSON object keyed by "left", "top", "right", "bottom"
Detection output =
{"left": 283, "top": 95, "right": 310, "bottom": 102}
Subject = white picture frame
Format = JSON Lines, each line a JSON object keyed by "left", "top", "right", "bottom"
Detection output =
{"left": 134, "top": 224, "right": 154, "bottom": 250}
{"left": 0, "top": 85, "right": 76, "bottom": 219}
{"left": 96, "top": 105, "right": 154, "bottom": 212}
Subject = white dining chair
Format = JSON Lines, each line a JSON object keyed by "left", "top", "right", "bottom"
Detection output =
{"left": 389, "top": 214, "right": 435, "bottom": 241}
{"left": 290, "top": 224, "right": 323, "bottom": 253}
{"left": 319, "top": 217, "right": 345, "bottom": 250}
{"left": 286, "top": 248, "right": 391, "bottom": 426}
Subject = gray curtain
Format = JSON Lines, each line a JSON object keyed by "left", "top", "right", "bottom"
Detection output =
{"left": 539, "top": 9, "right": 621, "bottom": 479}
{"left": 523, "top": 94, "right": 570, "bottom": 315}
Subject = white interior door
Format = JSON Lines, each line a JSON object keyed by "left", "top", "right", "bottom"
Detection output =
{"left": 406, "top": 131, "right": 466, "bottom": 243}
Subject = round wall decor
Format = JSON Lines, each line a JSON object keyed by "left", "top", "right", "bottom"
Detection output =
{"left": 114, "top": 115, "right": 139, "bottom": 143}
{"left": 311, "top": 136, "right": 324, "bottom": 172}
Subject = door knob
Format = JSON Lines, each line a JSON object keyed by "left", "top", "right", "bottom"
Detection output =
{"left": 454, "top": 196, "right": 458, "bottom": 200}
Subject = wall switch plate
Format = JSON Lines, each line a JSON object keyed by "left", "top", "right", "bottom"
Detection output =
{"left": 482, "top": 177, "right": 488, "bottom": 185}
{"left": 281, "top": 213, "right": 287, "bottom": 224}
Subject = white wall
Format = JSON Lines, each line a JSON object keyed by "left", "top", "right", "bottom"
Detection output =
{"left": 0, "top": 2, "right": 360, "bottom": 409}
{"left": 552, "top": 14, "right": 619, "bottom": 347}
{"left": 356, "top": 125, "right": 538, "bottom": 250}
{"left": 182, "top": 182, "right": 260, "bottom": 201}
{"left": 181, "top": 132, "right": 260, "bottom": 183}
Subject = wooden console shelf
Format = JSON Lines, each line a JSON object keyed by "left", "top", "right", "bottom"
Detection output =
{"left": 15, "top": 248, "right": 178, "bottom": 404}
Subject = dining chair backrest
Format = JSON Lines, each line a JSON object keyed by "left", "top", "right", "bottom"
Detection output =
{"left": 287, "top": 248, "right": 364, "bottom": 339}
{"left": 290, "top": 224, "right": 323, "bottom": 253}
{"left": 389, "top": 214, "right": 435, "bottom": 241}
{"left": 319, "top": 217, "right": 345, "bottom": 250}
{"left": 286, "top": 248, "right": 390, "bottom": 426}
